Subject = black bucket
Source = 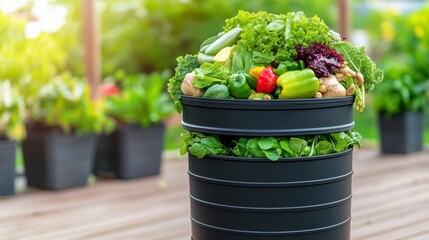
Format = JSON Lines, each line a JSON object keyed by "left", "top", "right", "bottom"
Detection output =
{"left": 182, "top": 96, "right": 354, "bottom": 136}
{"left": 188, "top": 149, "right": 353, "bottom": 240}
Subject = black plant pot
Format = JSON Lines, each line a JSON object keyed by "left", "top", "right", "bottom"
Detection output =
{"left": 94, "top": 123, "right": 165, "bottom": 179}
{"left": 378, "top": 111, "right": 425, "bottom": 154}
{"left": 0, "top": 140, "right": 16, "bottom": 196}
{"left": 22, "top": 127, "right": 96, "bottom": 190}
{"left": 188, "top": 150, "right": 353, "bottom": 240}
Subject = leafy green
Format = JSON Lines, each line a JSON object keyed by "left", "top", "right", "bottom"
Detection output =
{"left": 314, "top": 141, "right": 334, "bottom": 155}
{"left": 289, "top": 137, "right": 310, "bottom": 157}
{"left": 167, "top": 55, "right": 200, "bottom": 113}
{"left": 279, "top": 139, "right": 294, "bottom": 157}
{"left": 232, "top": 138, "right": 249, "bottom": 156}
{"left": 182, "top": 130, "right": 361, "bottom": 161}
{"left": 224, "top": 11, "right": 333, "bottom": 63}
{"left": 181, "top": 131, "right": 227, "bottom": 158}
{"left": 333, "top": 41, "right": 384, "bottom": 112}
{"left": 333, "top": 41, "right": 384, "bottom": 92}
{"left": 203, "top": 84, "right": 230, "bottom": 99}
{"left": 193, "top": 62, "right": 230, "bottom": 89}
{"left": 231, "top": 45, "right": 253, "bottom": 73}
{"left": 246, "top": 138, "right": 266, "bottom": 158}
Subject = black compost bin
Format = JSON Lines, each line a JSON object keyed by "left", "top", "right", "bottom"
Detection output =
{"left": 182, "top": 97, "right": 355, "bottom": 240}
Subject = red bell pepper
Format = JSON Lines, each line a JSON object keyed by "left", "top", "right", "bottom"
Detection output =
{"left": 256, "top": 66, "right": 278, "bottom": 93}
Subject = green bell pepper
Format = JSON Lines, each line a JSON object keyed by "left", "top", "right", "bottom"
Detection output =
{"left": 277, "top": 68, "right": 320, "bottom": 99}
{"left": 237, "top": 71, "right": 257, "bottom": 89}
{"left": 228, "top": 73, "right": 252, "bottom": 99}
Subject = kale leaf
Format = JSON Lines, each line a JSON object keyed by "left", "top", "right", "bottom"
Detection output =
{"left": 167, "top": 55, "right": 199, "bottom": 113}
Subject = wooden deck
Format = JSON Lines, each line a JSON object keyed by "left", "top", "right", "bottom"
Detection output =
{"left": 1, "top": 147, "right": 429, "bottom": 240}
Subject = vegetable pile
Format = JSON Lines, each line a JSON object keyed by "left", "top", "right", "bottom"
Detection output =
{"left": 168, "top": 11, "right": 383, "bottom": 112}
{"left": 181, "top": 130, "right": 361, "bottom": 161}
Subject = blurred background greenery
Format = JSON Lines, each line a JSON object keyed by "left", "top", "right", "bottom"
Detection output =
{"left": 1, "top": 0, "right": 429, "bottom": 150}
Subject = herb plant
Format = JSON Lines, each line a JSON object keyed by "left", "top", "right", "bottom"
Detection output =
{"left": 29, "top": 75, "right": 115, "bottom": 134}
{"left": 0, "top": 81, "right": 26, "bottom": 141}
{"left": 106, "top": 71, "right": 174, "bottom": 128}
{"left": 373, "top": 63, "right": 428, "bottom": 116}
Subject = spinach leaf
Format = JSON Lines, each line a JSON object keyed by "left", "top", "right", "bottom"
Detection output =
{"left": 279, "top": 139, "right": 294, "bottom": 157}
{"left": 315, "top": 141, "right": 334, "bottom": 155}
{"left": 181, "top": 130, "right": 361, "bottom": 159}
{"left": 189, "top": 143, "right": 209, "bottom": 158}
{"left": 263, "top": 148, "right": 281, "bottom": 161}
{"left": 289, "top": 137, "right": 308, "bottom": 157}
{"left": 232, "top": 138, "right": 249, "bottom": 157}
{"left": 247, "top": 138, "right": 265, "bottom": 158}
{"left": 258, "top": 137, "right": 279, "bottom": 150}
{"left": 203, "top": 84, "right": 230, "bottom": 99}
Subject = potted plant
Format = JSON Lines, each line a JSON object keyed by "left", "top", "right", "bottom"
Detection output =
{"left": 374, "top": 64, "right": 428, "bottom": 154}
{"left": 22, "top": 75, "right": 114, "bottom": 190}
{"left": 94, "top": 71, "right": 174, "bottom": 179}
{"left": 370, "top": 7, "right": 429, "bottom": 153}
{"left": 168, "top": 11, "right": 383, "bottom": 240}
{"left": 0, "top": 80, "right": 26, "bottom": 196}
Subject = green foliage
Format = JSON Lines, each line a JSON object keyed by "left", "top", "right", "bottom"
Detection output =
{"left": 368, "top": 7, "right": 429, "bottom": 116}
{"left": 182, "top": 130, "right": 361, "bottom": 161}
{"left": 202, "top": 84, "right": 230, "bottom": 99}
{"left": 0, "top": 81, "right": 26, "bottom": 141}
{"left": 181, "top": 131, "right": 227, "bottom": 158}
{"left": 333, "top": 41, "right": 384, "bottom": 111}
{"left": 333, "top": 41, "right": 384, "bottom": 93}
{"left": 0, "top": 11, "right": 66, "bottom": 86}
{"left": 28, "top": 75, "right": 115, "bottom": 134}
{"left": 224, "top": 11, "right": 334, "bottom": 63}
{"left": 48, "top": 0, "right": 337, "bottom": 77}
{"left": 365, "top": 6, "right": 429, "bottom": 83}
{"left": 193, "top": 62, "right": 230, "bottom": 88}
{"left": 373, "top": 63, "right": 429, "bottom": 116}
{"left": 106, "top": 71, "right": 174, "bottom": 127}
{"left": 167, "top": 55, "right": 200, "bottom": 112}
